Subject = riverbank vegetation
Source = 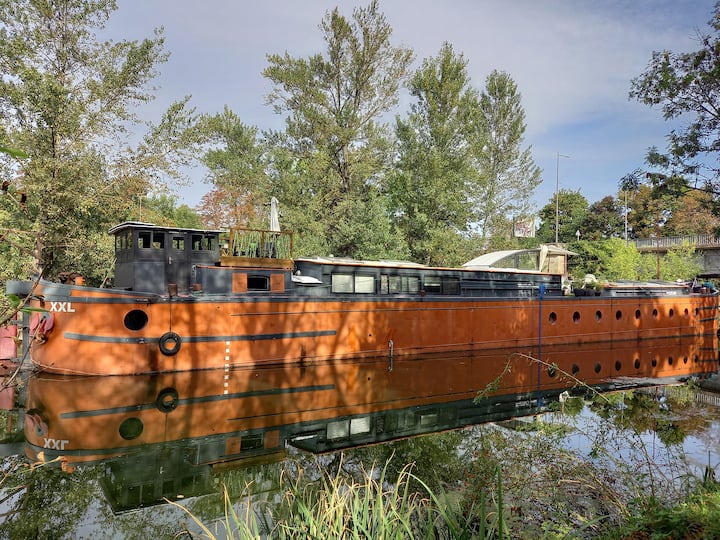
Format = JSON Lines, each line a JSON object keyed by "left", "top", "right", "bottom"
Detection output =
{"left": 166, "top": 387, "right": 720, "bottom": 539}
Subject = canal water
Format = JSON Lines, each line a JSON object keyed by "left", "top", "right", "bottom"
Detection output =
{"left": 0, "top": 347, "right": 718, "bottom": 538}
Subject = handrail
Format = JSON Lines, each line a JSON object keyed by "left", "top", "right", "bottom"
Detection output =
{"left": 225, "top": 228, "right": 293, "bottom": 259}
{"left": 635, "top": 234, "right": 720, "bottom": 249}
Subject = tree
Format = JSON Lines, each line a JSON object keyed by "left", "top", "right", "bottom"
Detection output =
{"left": 662, "top": 189, "right": 720, "bottom": 235}
{"left": 389, "top": 42, "right": 481, "bottom": 265}
{"left": 536, "top": 189, "right": 588, "bottom": 244}
{"left": 196, "top": 107, "right": 270, "bottom": 229}
{"left": 568, "top": 238, "right": 641, "bottom": 281}
{"left": 0, "top": 0, "right": 197, "bottom": 284}
{"left": 472, "top": 70, "right": 541, "bottom": 242}
{"left": 580, "top": 196, "right": 624, "bottom": 240}
{"left": 263, "top": 1, "right": 413, "bottom": 259}
{"left": 630, "top": 4, "right": 720, "bottom": 194}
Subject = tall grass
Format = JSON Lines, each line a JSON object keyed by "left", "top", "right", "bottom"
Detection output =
{"left": 171, "top": 456, "right": 506, "bottom": 539}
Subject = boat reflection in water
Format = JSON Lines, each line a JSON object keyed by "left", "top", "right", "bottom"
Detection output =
{"left": 23, "top": 337, "right": 718, "bottom": 512}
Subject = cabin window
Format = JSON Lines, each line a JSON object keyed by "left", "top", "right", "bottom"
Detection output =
{"left": 153, "top": 232, "right": 164, "bottom": 249}
{"left": 139, "top": 231, "right": 152, "bottom": 249}
{"left": 172, "top": 236, "right": 185, "bottom": 250}
{"left": 355, "top": 274, "right": 375, "bottom": 293}
{"left": 240, "top": 433, "right": 263, "bottom": 451}
{"left": 247, "top": 275, "right": 269, "bottom": 291}
{"left": 424, "top": 276, "right": 441, "bottom": 293}
{"left": 332, "top": 274, "right": 353, "bottom": 293}
{"left": 492, "top": 252, "right": 538, "bottom": 270}
{"left": 424, "top": 276, "right": 460, "bottom": 295}
{"left": 380, "top": 275, "right": 420, "bottom": 294}
{"left": 331, "top": 273, "right": 376, "bottom": 293}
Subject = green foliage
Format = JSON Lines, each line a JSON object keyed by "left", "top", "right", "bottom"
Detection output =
{"left": 133, "top": 194, "right": 204, "bottom": 229}
{"left": 580, "top": 196, "right": 624, "bottom": 240}
{"left": 262, "top": 1, "right": 413, "bottom": 259}
{"left": 568, "top": 238, "right": 642, "bottom": 281}
{"left": 0, "top": 0, "right": 198, "bottom": 283}
{"left": 630, "top": 4, "right": 720, "bottom": 192}
{"left": 536, "top": 189, "right": 588, "bottom": 244}
{"left": 473, "top": 70, "right": 541, "bottom": 242}
{"left": 653, "top": 242, "right": 702, "bottom": 281}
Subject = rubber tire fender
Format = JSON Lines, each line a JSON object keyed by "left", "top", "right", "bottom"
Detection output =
{"left": 156, "top": 387, "right": 179, "bottom": 413}
{"left": 158, "top": 331, "right": 181, "bottom": 356}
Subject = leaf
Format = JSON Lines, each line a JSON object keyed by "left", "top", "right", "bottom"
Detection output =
{"left": 0, "top": 146, "right": 28, "bottom": 158}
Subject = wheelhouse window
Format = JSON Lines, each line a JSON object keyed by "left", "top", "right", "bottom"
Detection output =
{"left": 331, "top": 273, "right": 376, "bottom": 293}
{"left": 153, "top": 232, "right": 165, "bottom": 249}
{"left": 138, "top": 231, "right": 152, "bottom": 249}
{"left": 172, "top": 236, "right": 185, "bottom": 250}
{"left": 191, "top": 234, "right": 216, "bottom": 251}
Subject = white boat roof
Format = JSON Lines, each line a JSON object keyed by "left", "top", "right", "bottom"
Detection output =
{"left": 463, "top": 246, "right": 577, "bottom": 269}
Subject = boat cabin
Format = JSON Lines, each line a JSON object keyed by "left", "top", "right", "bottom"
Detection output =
{"left": 110, "top": 222, "right": 295, "bottom": 295}
{"left": 110, "top": 222, "right": 223, "bottom": 294}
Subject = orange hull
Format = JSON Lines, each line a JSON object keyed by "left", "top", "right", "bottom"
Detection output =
{"left": 25, "top": 279, "right": 719, "bottom": 375}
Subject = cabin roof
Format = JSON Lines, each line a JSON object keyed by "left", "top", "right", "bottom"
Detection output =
{"left": 108, "top": 221, "right": 224, "bottom": 236}
{"left": 296, "top": 256, "right": 427, "bottom": 268}
{"left": 462, "top": 245, "right": 577, "bottom": 269}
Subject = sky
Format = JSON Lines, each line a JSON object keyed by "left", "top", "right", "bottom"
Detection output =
{"left": 104, "top": 0, "right": 718, "bottom": 213}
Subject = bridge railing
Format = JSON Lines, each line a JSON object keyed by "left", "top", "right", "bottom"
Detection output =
{"left": 635, "top": 234, "right": 720, "bottom": 249}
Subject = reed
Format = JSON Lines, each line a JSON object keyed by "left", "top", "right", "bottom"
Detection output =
{"left": 170, "top": 456, "right": 508, "bottom": 539}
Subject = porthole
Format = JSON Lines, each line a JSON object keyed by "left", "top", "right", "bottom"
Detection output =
{"left": 635, "top": 309, "right": 641, "bottom": 320}
{"left": 547, "top": 365, "right": 557, "bottom": 378}
{"left": 695, "top": 307, "right": 700, "bottom": 317}
{"left": 684, "top": 308, "right": 690, "bottom": 318}
{"left": 652, "top": 308, "right": 659, "bottom": 320}
{"left": 124, "top": 310, "right": 148, "bottom": 331}
{"left": 668, "top": 356, "right": 673, "bottom": 366}
{"left": 548, "top": 312, "right": 557, "bottom": 324}
{"left": 652, "top": 358, "right": 658, "bottom": 367}
{"left": 669, "top": 309, "right": 674, "bottom": 318}
{"left": 594, "top": 362, "right": 601, "bottom": 373}
{"left": 595, "top": 310, "right": 602, "bottom": 322}
{"left": 616, "top": 310, "right": 622, "bottom": 321}
{"left": 572, "top": 311, "right": 580, "bottom": 323}
{"left": 572, "top": 364, "right": 579, "bottom": 375}
{"left": 119, "top": 417, "right": 144, "bottom": 440}
{"left": 694, "top": 354, "right": 699, "bottom": 363}
{"left": 615, "top": 360, "right": 622, "bottom": 371}
{"left": 683, "top": 356, "right": 688, "bottom": 364}
{"left": 634, "top": 358, "right": 641, "bottom": 369}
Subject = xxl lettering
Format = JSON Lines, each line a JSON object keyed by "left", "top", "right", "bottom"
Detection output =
{"left": 49, "top": 302, "right": 75, "bottom": 313}
{"left": 43, "top": 438, "right": 70, "bottom": 450}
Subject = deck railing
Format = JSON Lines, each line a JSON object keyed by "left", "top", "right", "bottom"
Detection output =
{"left": 226, "top": 228, "right": 293, "bottom": 260}
{"left": 635, "top": 234, "right": 720, "bottom": 249}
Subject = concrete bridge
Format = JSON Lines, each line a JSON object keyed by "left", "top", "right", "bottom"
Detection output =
{"left": 635, "top": 234, "right": 720, "bottom": 276}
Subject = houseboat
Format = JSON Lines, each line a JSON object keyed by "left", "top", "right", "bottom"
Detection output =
{"left": 5, "top": 221, "right": 719, "bottom": 376}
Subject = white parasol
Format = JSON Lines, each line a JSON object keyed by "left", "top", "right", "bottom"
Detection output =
{"left": 269, "top": 197, "right": 280, "bottom": 232}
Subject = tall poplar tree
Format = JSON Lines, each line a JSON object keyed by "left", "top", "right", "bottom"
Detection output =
{"left": 0, "top": 0, "right": 196, "bottom": 283}
{"left": 472, "top": 70, "right": 541, "bottom": 242}
{"left": 263, "top": 1, "right": 413, "bottom": 259}
{"left": 390, "top": 42, "right": 481, "bottom": 266}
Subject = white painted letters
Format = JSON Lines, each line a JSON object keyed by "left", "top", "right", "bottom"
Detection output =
{"left": 49, "top": 301, "right": 75, "bottom": 313}
{"left": 43, "top": 438, "right": 70, "bottom": 450}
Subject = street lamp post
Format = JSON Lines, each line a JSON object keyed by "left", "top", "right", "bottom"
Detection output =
{"left": 555, "top": 152, "right": 570, "bottom": 243}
